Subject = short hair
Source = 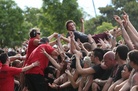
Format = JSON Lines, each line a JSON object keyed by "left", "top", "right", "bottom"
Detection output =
{"left": 116, "top": 45, "right": 129, "bottom": 60}
{"left": 125, "top": 64, "right": 132, "bottom": 72}
{"left": 0, "top": 53, "right": 8, "bottom": 64}
{"left": 104, "top": 51, "right": 115, "bottom": 61}
{"left": 29, "top": 28, "right": 40, "bottom": 38}
{"left": 0, "top": 49, "right": 4, "bottom": 54}
{"left": 83, "top": 42, "right": 92, "bottom": 51}
{"left": 39, "top": 37, "right": 49, "bottom": 44}
{"left": 83, "top": 56, "right": 92, "bottom": 67}
{"left": 11, "top": 60, "right": 21, "bottom": 67}
{"left": 93, "top": 48, "right": 105, "bottom": 61}
{"left": 128, "top": 50, "right": 138, "bottom": 65}
{"left": 65, "top": 20, "right": 76, "bottom": 30}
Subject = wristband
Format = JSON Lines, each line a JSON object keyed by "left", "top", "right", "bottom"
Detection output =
{"left": 98, "top": 79, "right": 101, "bottom": 84}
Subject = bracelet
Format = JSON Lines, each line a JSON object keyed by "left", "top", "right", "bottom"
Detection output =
{"left": 121, "top": 27, "right": 125, "bottom": 30}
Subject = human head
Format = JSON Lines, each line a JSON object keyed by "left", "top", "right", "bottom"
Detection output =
{"left": 127, "top": 50, "right": 138, "bottom": 69}
{"left": 115, "top": 45, "right": 129, "bottom": 60}
{"left": 65, "top": 20, "right": 76, "bottom": 31}
{"left": 83, "top": 42, "right": 92, "bottom": 52}
{"left": 0, "top": 53, "right": 9, "bottom": 64}
{"left": 93, "top": 48, "right": 105, "bottom": 61}
{"left": 29, "top": 28, "right": 41, "bottom": 38}
{"left": 0, "top": 49, "right": 4, "bottom": 54}
{"left": 39, "top": 37, "right": 49, "bottom": 44}
{"left": 0, "top": 49, "right": 4, "bottom": 67}
{"left": 63, "top": 44, "right": 69, "bottom": 52}
{"left": 70, "top": 55, "right": 83, "bottom": 69}
{"left": 11, "top": 60, "right": 22, "bottom": 68}
{"left": 90, "top": 48, "right": 105, "bottom": 63}
{"left": 103, "top": 51, "right": 116, "bottom": 68}
{"left": 83, "top": 56, "right": 92, "bottom": 68}
{"left": 121, "top": 64, "right": 132, "bottom": 80}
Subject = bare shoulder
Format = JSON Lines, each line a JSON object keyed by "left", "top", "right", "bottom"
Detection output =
{"left": 133, "top": 72, "right": 138, "bottom": 80}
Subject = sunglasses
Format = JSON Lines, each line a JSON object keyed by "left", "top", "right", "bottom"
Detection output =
{"left": 37, "top": 33, "right": 41, "bottom": 35}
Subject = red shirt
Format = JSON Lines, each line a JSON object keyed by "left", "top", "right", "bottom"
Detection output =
{"left": 25, "top": 43, "right": 55, "bottom": 76}
{"left": 24, "top": 37, "right": 38, "bottom": 65}
{"left": 0, "top": 65, "right": 22, "bottom": 91}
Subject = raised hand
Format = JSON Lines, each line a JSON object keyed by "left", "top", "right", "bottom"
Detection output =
{"left": 114, "top": 15, "right": 122, "bottom": 25}
{"left": 80, "top": 18, "right": 84, "bottom": 23}
{"left": 48, "top": 83, "right": 59, "bottom": 89}
{"left": 40, "top": 48, "right": 48, "bottom": 56}
{"left": 122, "top": 11, "right": 129, "bottom": 22}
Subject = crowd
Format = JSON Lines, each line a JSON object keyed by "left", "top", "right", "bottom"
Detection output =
{"left": 0, "top": 11, "right": 138, "bottom": 91}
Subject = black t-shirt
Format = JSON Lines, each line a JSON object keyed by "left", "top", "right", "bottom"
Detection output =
{"left": 110, "top": 64, "right": 125, "bottom": 82}
{"left": 101, "top": 67, "right": 113, "bottom": 80}
{"left": 92, "top": 64, "right": 106, "bottom": 79}
{"left": 66, "top": 31, "right": 88, "bottom": 43}
{"left": 66, "top": 31, "right": 109, "bottom": 43}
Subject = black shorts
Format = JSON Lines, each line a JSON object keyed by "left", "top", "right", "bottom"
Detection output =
{"left": 25, "top": 74, "right": 47, "bottom": 91}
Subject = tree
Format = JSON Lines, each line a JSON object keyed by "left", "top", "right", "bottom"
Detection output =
{"left": 95, "top": 22, "right": 114, "bottom": 34}
{"left": 98, "top": 0, "right": 138, "bottom": 29}
{"left": 23, "top": 7, "right": 45, "bottom": 38}
{"left": 0, "top": 0, "right": 24, "bottom": 48}
{"left": 42, "top": 0, "right": 83, "bottom": 35}
{"left": 85, "top": 16, "right": 107, "bottom": 34}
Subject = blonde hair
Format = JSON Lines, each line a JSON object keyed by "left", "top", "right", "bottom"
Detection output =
{"left": 83, "top": 56, "right": 92, "bottom": 67}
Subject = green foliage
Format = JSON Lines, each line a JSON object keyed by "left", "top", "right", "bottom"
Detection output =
{"left": 98, "top": 0, "right": 138, "bottom": 30}
{"left": 95, "top": 22, "right": 114, "bottom": 34}
{"left": 0, "top": 0, "right": 24, "bottom": 48}
{"left": 112, "top": 0, "right": 135, "bottom": 8}
{"left": 4, "top": 0, "right": 138, "bottom": 48}
{"left": 85, "top": 16, "right": 107, "bottom": 34}
{"left": 123, "top": 1, "right": 138, "bottom": 30}
{"left": 42, "top": 0, "right": 83, "bottom": 35}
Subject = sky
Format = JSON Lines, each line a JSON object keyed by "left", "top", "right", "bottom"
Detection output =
{"left": 13, "top": 0, "right": 111, "bottom": 19}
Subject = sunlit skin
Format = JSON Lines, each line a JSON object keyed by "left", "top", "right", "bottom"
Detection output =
{"left": 90, "top": 52, "right": 95, "bottom": 63}
{"left": 67, "top": 22, "right": 76, "bottom": 31}
{"left": 121, "top": 65, "right": 131, "bottom": 80}
{"left": 36, "top": 30, "right": 41, "bottom": 39}
{"left": 103, "top": 51, "right": 116, "bottom": 69}
{"left": 103, "top": 58, "right": 111, "bottom": 68}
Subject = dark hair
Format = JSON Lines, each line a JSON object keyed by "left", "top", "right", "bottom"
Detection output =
{"left": 8, "top": 51, "right": 17, "bottom": 56}
{"left": 116, "top": 45, "right": 129, "bottom": 60}
{"left": 83, "top": 42, "right": 92, "bottom": 51}
{"left": 39, "top": 37, "right": 49, "bottom": 44}
{"left": 29, "top": 28, "right": 39, "bottom": 38}
{"left": 125, "top": 64, "right": 132, "bottom": 72}
{"left": 0, "top": 53, "right": 8, "bottom": 64}
{"left": 128, "top": 50, "right": 138, "bottom": 65}
{"left": 93, "top": 48, "right": 105, "bottom": 61}
{"left": 65, "top": 20, "right": 76, "bottom": 30}
{"left": 12, "top": 60, "right": 20, "bottom": 67}
{"left": 44, "top": 66, "right": 56, "bottom": 83}
{"left": 0, "top": 49, "right": 4, "bottom": 54}
{"left": 70, "top": 55, "right": 83, "bottom": 69}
